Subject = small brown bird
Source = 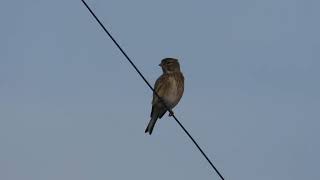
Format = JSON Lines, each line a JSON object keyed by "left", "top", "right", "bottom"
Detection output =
{"left": 145, "top": 58, "right": 184, "bottom": 135}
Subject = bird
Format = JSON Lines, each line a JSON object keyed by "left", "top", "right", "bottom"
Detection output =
{"left": 145, "top": 58, "right": 184, "bottom": 135}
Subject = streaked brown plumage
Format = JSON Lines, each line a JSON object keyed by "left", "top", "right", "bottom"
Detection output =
{"left": 145, "top": 58, "right": 184, "bottom": 135}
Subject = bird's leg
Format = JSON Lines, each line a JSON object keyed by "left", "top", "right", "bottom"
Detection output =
{"left": 168, "top": 109, "right": 174, "bottom": 117}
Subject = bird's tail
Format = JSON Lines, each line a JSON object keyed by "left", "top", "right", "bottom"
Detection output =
{"left": 145, "top": 115, "right": 158, "bottom": 135}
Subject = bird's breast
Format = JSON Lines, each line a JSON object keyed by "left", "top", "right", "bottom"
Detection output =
{"left": 163, "top": 77, "right": 180, "bottom": 108}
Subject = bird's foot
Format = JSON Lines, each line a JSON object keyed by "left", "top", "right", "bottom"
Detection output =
{"left": 168, "top": 109, "right": 174, "bottom": 117}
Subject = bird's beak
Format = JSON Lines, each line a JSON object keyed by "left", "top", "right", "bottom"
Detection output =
{"left": 159, "top": 63, "right": 162, "bottom": 67}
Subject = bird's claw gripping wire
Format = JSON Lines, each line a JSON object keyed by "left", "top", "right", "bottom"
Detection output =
{"left": 168, "top": 109, "right": 174, "bottom": 117}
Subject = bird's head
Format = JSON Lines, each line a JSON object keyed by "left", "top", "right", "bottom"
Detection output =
{"left": 159, "top": 58, "right": 181, "bottom": 73}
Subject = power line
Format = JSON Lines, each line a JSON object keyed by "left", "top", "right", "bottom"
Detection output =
{"left": 80, "top": 0, "right": 225, "bottom": 179}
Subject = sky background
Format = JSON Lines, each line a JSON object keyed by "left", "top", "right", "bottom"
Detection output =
{"left": 1, "top": 0, "right": 319, "bottom": 179}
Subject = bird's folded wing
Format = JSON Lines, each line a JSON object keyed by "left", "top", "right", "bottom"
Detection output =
{"left": 152, "top": 74, "right": 170, "bottom": 105}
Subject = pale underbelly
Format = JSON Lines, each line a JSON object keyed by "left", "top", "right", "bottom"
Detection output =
{"left": 163, "top": 88, "right": 179, "bottom": 108}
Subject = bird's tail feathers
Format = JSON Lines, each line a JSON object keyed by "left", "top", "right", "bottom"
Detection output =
{"left": 145, "top": 113, "right": 158, "bottom": 135}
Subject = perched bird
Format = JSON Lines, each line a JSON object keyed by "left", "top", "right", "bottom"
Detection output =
{"left": 145, "top": 58, "right": 184, "bottom": 135}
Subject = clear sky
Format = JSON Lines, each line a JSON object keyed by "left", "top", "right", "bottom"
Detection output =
{"left": 1, "top": 0, "right": 319, "bottom": 179}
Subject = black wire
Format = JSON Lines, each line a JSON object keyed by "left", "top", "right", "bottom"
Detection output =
{"left": 80, "top": 0, "right": 225, "bottom": 179}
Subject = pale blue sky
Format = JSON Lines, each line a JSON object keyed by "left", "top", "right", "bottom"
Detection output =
{"left": 1, "top": 0, "right": 319, "bottom": 179}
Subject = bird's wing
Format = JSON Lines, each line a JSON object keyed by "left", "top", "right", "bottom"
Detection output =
{"left": 150, "top": 74, "right": 170, "bottom": 119}
{"left": 152, "top": 74, "right": 170, "bottom": 105}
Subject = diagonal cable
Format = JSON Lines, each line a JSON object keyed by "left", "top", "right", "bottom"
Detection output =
{"left": 80, "top": 0, "right": 225, "bottom": 179}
